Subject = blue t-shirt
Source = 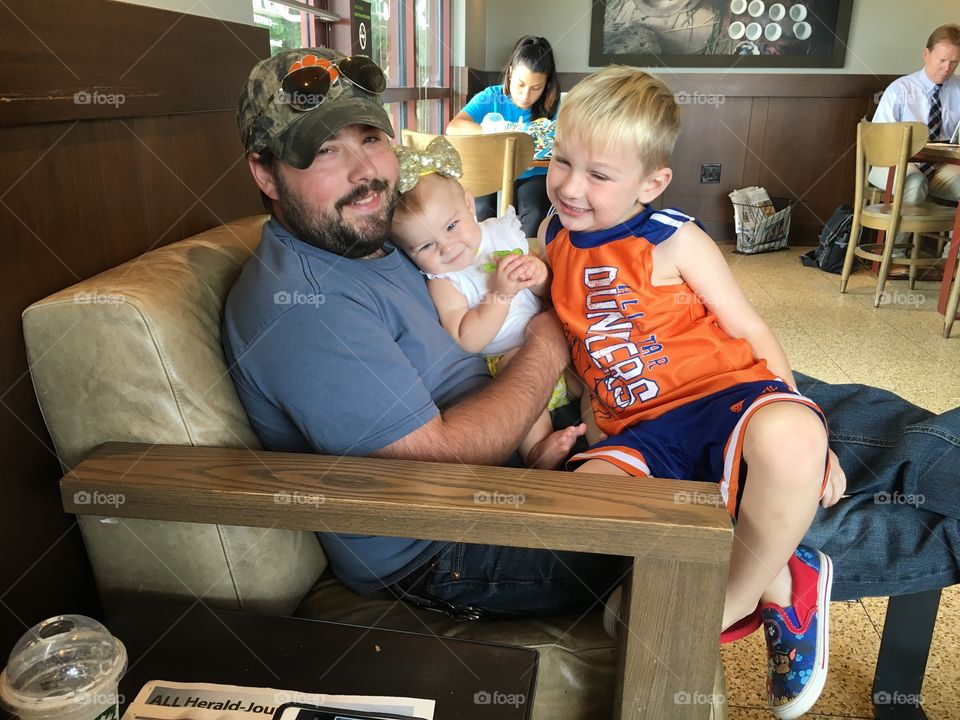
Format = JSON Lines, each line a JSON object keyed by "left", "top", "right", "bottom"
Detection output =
{"left": 222, "top": 219, "right": 490, "bottom": 593}
{"left": 461, "top": 85, "right": 552, "bottom": 180}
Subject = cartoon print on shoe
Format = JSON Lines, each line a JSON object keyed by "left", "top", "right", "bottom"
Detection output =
{"left": 760, "top": 545, "right": 832, "bottom": 719}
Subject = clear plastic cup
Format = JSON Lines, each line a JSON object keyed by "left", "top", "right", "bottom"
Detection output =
{"left": 480, "top": 112, "right": 508, "bottom": 134}
{"left": 0, "top": 615, "right": 127, "bottom": 720}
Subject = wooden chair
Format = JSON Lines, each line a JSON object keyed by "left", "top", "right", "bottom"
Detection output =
{"left": 402, "top": 129, "right": 535, "bottom": 216}
{"left": 840, "top": 120, "right": 956, "bottom": 306}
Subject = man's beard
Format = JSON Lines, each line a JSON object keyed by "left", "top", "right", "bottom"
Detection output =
{"left": 273, "top": 173, "right": 397, "bottom": 259}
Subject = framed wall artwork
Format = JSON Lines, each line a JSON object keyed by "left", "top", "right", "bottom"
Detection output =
{"left": 590, "top": 1, "right": 854, "bottom": 68}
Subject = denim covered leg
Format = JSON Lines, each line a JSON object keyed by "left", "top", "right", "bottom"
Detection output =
{"left": 795, "top": 373, "right": 960, "bottom": 599}
{"left": 420, "top": 542, "right": 626, "bottom": 618}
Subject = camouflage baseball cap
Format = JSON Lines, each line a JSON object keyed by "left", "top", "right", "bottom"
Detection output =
{"left": 238, "top": 47, "right": 394, "bottom": 170}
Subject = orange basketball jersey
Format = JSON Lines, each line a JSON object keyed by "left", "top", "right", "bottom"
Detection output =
{"left": 545, "top": 208, "right": 776, "bottom": 436}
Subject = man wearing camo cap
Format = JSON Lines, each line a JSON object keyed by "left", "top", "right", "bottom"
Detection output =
{"left": 222, "top": 48, "right": 603, "bottom": 614}
{"left": 238, "top": 47, "right": 397, "bottom": 258}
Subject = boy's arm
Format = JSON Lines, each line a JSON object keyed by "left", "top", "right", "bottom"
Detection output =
{"left": 666, "top": 223, "right": 797, "bottom": 388}
{"left": 428, "top": 278, "right": 511, "bottom": 354}
{"left": 534, "top": 216, "right": 551, "bottom": 262}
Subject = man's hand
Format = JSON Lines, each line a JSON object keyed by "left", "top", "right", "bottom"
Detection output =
{"left": 820, "top": 448, "right": 847, "bottom": 508}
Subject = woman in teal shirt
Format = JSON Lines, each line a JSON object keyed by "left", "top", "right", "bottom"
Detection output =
{"left": 447, "top": 36, "right": 559, "bottom": 237}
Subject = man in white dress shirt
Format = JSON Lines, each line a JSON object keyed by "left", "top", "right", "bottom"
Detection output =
{"left": 870, "top": 24, "right": 960, "bottom": 211}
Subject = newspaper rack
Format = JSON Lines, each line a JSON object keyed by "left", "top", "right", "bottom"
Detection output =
{"left": 731, "top": 196, "right": 793, "bottom": 254}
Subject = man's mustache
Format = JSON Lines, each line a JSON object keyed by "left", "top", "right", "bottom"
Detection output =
{"left": 336, "top": 179, "right": 391, "bottom": 212}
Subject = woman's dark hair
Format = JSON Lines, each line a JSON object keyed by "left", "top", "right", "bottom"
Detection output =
{"left": 501, "top": 35, "right": 559, "bottom": 121}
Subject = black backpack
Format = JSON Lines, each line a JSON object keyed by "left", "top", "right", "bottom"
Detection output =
{"left": 801, "top": 205, "right": 858, "bottom": 274}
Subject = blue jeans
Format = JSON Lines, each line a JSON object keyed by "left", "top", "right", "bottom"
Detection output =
{"left": 399, "top": 543, "right": 626, "bottom": 619}
{"left": 396, "top": 374, "right": 960, "bottom": 614}
{"left": 796, "top": 373, "right": 960, "bottom": 600}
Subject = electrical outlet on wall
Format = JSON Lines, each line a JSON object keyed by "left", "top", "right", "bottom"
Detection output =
{"left": 700, "top": 163, "right": 721, "bottom": 183}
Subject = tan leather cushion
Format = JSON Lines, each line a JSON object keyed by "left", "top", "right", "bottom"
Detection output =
{"left": 22, "top": 216, "right": 326, "bottom": 615}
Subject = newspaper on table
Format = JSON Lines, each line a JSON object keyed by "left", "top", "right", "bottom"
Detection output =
{"left": 729, "top": 186, "right": 776, "bottom": 236}
{"left": 121, "top": 680, "right": 435, "bottom": 720}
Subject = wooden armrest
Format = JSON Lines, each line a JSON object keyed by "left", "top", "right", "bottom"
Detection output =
{"left": 62, "top": 442, "right": 732, "bottom": 719}
{"left": 61, "top": 442, "right": 730, "bottom": 563}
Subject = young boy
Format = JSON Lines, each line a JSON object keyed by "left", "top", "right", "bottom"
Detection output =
{"left": 540, "top": 66, "right": 846, "bottom": 719}
{"left": 390, "top": 138, "right": 586, "bottom": 469}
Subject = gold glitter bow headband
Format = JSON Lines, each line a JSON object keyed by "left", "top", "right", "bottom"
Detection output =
{"left": 394, "top": 136, "right": 464, "bottom": 194}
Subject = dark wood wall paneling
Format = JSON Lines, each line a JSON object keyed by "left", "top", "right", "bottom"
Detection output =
{"left": 0, "top": 0, "right": 268, "bottom": 652}
{"left": 470, "top": 71, "right": 894, "bottom": 245}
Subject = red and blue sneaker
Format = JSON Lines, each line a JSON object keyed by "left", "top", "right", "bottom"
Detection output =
{"left": 760, "top": 545, "right": 832, "bottom": 719}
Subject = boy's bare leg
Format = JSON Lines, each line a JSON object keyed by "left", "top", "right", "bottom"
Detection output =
{"left": 722, "top": 402, "right": 826, "bottom": 629}
{"left": 520, "top": 413, "right": 586, "bottom": 469}
{"left": 574, "top": 402, "right": 826, "bottom": 632}
{"left": 576, "top": 458, "right": 629, "bottom": 476}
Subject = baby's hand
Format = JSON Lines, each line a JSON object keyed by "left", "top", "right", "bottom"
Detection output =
{"left": 490, "top": 254, "right": 536, "bottom": 299}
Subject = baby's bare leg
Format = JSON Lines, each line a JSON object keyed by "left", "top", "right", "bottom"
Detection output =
{"left": 519, "top": 412, "right": 585, "bottom": 469}
{"left": 562, "top": 369, "right": 607, "bottom": 446}
{"left": 496, "top": 351, "right": 585, "bottom": 469}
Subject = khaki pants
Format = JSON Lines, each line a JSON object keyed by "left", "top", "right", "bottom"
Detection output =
{"left": 868, "top": 163, "right": 960, "bottom": 245}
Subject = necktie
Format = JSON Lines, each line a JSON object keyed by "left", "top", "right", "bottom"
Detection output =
{"left": 928, "top": 83, "right": 943, "bottom": 140}
{"left": 921, "top": 83, "right": 943, "bottom": 178}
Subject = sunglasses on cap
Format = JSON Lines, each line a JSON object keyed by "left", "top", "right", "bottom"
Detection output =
{"left": 247, "top": 55, "right": 387, "bottom": 148}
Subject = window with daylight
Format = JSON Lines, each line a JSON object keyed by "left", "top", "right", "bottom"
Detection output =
{"left": 252, "top": 0, "right": 453, "bottom": 135}
{"left": 251, "top": 0, "right": 321, "bottom": 53}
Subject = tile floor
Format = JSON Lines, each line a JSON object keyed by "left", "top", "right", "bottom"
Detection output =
{"left": 719, "top": 247, "right": 959, "bottom": 720}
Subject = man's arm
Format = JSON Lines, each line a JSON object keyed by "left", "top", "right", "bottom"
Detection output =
{"left": 371, "top": 311, "right": 569, "bottom": 465}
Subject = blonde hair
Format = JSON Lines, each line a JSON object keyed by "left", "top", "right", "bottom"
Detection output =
{"left": 927, "top": 23, "right": 960, "bottom": 51}
{"left": 556, "top": 66, "right": 681, "bottom": 172}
